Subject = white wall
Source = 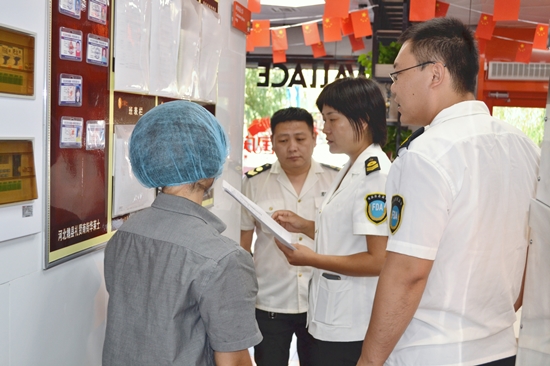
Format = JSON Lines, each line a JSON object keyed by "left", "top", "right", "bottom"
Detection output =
{"left": 0, "top": 1, "right": 246, "bottom": 365}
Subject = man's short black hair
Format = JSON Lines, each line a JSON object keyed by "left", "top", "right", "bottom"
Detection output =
{"left": 270, "top": 107, "right": 314, "bottom": 135}
{"left": 399, "top": 17, "right": 479, "bottom": 95}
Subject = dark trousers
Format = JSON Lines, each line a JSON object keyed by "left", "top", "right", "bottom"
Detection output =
{"left": 309, "top": 337, "right": 363, "bottom": 366}
{"left": 478, "top": 355, "right": 516, "bottom": 366}
{"left": 254, "top": 309, "right": 315, "bottom": 366}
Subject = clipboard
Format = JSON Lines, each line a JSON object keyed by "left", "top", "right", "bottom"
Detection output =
{"left": 222, "top": 180, "right": 295, "bottom": 251}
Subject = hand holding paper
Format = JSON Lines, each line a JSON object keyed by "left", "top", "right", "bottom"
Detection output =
{"left": 272, "top": 210, "right": 315, "bottom": 240}
{"left": 222, "top": 180, "right": 295, "bottom": 250}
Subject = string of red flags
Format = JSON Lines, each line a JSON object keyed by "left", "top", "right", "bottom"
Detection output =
{"left": 245, "top": 1, "right": 549, "bottom": 65}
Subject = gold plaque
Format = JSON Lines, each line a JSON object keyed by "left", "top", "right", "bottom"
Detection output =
{"left": 0, "top": 140, "right": 38, "bottom": 205}
{"left": 0, "top": 25, "right": 35, "bottom": 97}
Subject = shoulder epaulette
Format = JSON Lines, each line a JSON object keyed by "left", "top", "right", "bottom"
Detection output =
{"left": 321, "top": 163, "right": 341, "bottom": 172}
{"left": 365, "top": 156, "right": 380, "bottom": 175}
{"left": 397, "top": 127, "right": 425, "bottom": 157}
{"left": 245, "top": 163, "right": 272, "bottom": 178}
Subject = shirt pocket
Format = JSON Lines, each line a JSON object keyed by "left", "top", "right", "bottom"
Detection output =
{"left": 313, "top": 275, "right": 352, "bottom": 328}
{"left": 257, "top": 199, "right": 285, "bottom": 234}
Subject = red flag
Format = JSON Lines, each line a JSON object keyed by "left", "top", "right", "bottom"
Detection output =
{"left": 324, "top": 0, "right": 349, "bottom": 19}
{"left": 410, "top": 0, "right": 436, "bottom": 22}
{"left": 273, "top": 49, "right": 287, "bottom": 64}
{"left": 248, "top": 117, "right": 270, "bottom": 136}
{"left": 302, "top": 22, "right": 321, "bottom": 46}
{"left": 312, "top": 42, "right": 327, "bottom": 58}
{"left": 515, "top": 42, "right": 532, "bottom": 63}
{"left": 249, "top": 20, "right": 270, "bottom": 47}
{"left": 350, "top": 9, "right": 372, "bottom": 38}
{"left": 475, "top": 14, "right": 496, "bottom": 41}
{"left": 271, "top": 28, "right": 288, "bottom": 51}
{"left": 341, "top": 16, "right": 354, "bottom": 36}
{"left": 246, "top": 34, "right": 254, "bottom": 52}
{"left": 248, "top": 0, "right": 261, "bottom": 13}
{"left": 348, "top": 35, "right": 365, "bottom": 52}
{"left": 493, "top": 0, "right": 520, "bottom": 21}
{"left": 435, "top": 1, "right": 449, "bottom": 18}
{"left": 323, "top": 17, "right": 342, "bottom": 42}
{"left": 533, "top": 24, "right": 549, "bottom": 50}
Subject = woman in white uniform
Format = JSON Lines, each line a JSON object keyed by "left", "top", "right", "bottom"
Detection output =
{"left": 273, "top": 77, "right": 391, "bottom": 366}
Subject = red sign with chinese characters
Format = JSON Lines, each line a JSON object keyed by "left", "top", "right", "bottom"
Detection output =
{"left": 232, "top": 1, "right": 251, "bottom": 35}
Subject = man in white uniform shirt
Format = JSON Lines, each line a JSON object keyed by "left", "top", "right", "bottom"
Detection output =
{"left": 357, "top": 18, "right": 540, "bottom": 366}
{"left": 241, "top": 107, "right": 339, "bottom": 366}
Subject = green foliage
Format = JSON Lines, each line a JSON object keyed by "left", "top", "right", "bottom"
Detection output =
{"left": 357, "top": 42, "right": 402, "bottom": 77}
{"left": 383, "top": 125, "right": 412, "bottom": 160}
{"left": 244, "top": 68, "right": 288, "bottom": 127}
{"left": 378, "top": 41, "right": 402, "bottom": 64}
{"left": 492, "top": 107, "right": 546, "bottom": 146}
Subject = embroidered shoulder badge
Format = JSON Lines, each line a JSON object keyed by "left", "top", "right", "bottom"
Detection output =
{"left": 389, "top": 195, "right": 405, "bottom": 234}
{"left": 365, "top": 156, "right": 380, "bottom": 176}
{"left": 245, "top": 163, "right": 272, "bottom": 178}
{"left": 321, "top": 163, "right": 341, "bottom": 171}
{"left": 365, "top": 193, "right": 387, "bottom": 224}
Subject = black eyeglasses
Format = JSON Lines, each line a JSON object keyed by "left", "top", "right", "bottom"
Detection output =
{"left": 389, "top": 61, "right": 436, "bottom": 82}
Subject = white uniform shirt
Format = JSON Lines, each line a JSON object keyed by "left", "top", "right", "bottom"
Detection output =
{"left": 386, "top": 101, "right": 540, "bottom": 366}
{"left": 308, "top": 144, "right": 391, "bottom": 342}
{"left": 241, "top": 160, "right": 339, "bottom": 313}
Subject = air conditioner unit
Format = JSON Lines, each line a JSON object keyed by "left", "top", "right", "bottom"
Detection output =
{"left": 487, "top": 62, "right": 550, "bottom": 81}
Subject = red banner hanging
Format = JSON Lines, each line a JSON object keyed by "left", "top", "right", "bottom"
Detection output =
{"left": 302, "top": 22, "right": 321, "bottom": 46}
{"left": 323, "top": 17, "right": 342, "bottom": 42}
{"left": 311, "top": 42, "right": 327, "bottom": 58}
{"left": 409, "top": 0, "right": 436, "bottom": 22}
{"left": 493, "top": 0, "right": 520, "bottom": 21}
{"left": 515, "top": 42, "right": 532, "bottom": 63}
{"left": 435, "top": 1, "right": 449, "bottom": 18}
{"left": 249, "top": 20, "right": 270, "bottom": 47}
{"left": 475, "top": 14, "right": 496, "bottom": 41}
{"left": 273, "top": 49, "right": 287, "bottom": 64}
{"left": 271, "top": 28, "right": 288, "bottom": 51}
{"left": 324, "top": 0, "right": 349, "bottom": 19}
{"left": 350, "top": 9, "right": 372, "bottom": 38}
{"left": 533, "top": 24, "right": 549, "bottom": 50}
{"left": 348, "top": 35, "right": 365, "bottom": 52}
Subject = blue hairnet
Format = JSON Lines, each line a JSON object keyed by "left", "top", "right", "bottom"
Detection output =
{"left": 129, "top": 101, "right": 228, "bottom": 188}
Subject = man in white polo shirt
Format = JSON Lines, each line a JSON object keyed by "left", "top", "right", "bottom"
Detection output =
{"left": 358, "top": 18, "right": 540, "bottom": 366}
{"left": 241, "top": 107, "right": 339, "bottom": 366}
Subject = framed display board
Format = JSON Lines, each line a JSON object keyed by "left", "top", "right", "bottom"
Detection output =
{"left": 46, "top": 0, "right": 111, "bottom": 268}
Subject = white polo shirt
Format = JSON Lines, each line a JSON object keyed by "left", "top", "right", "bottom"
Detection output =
{"left": 386, "top": 101, "right": 540, "bottom": 365}
{"left": 308, "top": 144, "right": 391, "bottom": 342}
{"left": 241, "top": 160, "right": 339, "bottom": 314}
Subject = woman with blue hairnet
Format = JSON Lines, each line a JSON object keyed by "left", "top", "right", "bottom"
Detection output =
{"left": 102, "top": 101, "right": 262, "bottom": 366}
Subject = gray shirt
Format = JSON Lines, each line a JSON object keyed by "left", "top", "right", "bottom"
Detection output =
{"left": 103, "top": 193, "right": 262, "bottom": 366}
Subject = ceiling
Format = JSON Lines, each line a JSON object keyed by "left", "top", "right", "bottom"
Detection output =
{"left": 255, "top": 0, "right": 550, "bottom": 29}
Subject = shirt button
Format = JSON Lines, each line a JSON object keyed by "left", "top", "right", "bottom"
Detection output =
{"left": 298, "top": 199, "right": 302, "bottom": 203}
{"left": 298, "top": 236, "right": 303, "bottom": 241}
{"left": 269, "top": 207, "right": 273, "bottom": 211}
{"left": 298, "top": 273, "right": 302, "bottom": 277}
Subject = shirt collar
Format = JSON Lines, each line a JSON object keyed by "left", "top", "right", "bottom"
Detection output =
{"left": 429, "top": 100, "right": 490, "bottom": 129}
{"left": 152, "top": 192, "right": 227, "bottom": 233}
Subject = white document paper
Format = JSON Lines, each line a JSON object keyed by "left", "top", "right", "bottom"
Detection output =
{"left": 222, "top": 180, "right": 295, "bottom": 251}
